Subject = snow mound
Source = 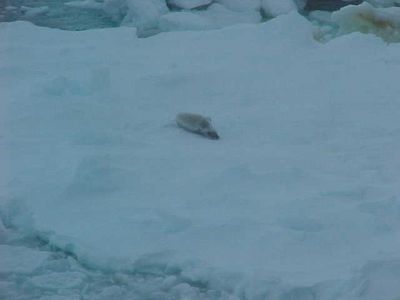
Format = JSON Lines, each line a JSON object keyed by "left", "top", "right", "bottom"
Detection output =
{"left": 261, "top": 0, "right": 297, "bottom": 18}
{"left": 103, "top": 0, "right": 168, "bottom": 35}
{"left": 121, "top": 0, "right": 168, "bottom": 37}
{"left": 102, "top": 0, "right": 264, "bottom": 36}
{"left": 20, "top": 6, "right": 49, "bottom": 18}
{"left": 332, "top": 2, "right": 400, "bottom": 42}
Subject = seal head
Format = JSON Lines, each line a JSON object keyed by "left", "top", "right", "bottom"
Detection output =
{"left": 198, "top": 118, "right": 219, "bottom": 139}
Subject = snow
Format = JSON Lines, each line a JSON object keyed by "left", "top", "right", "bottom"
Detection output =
{"left": 102, "top": 0, "right": 262, "bottom": 35}
{"left": 20, "top": 6, "right": 50, "bottom": 18}
{"left": 214, "top": 0, "right": 261, "bottom": 12}
{"left": 159, "top": 12, "right": 214, "bottom": 32}
{"left": 5, "top": 6, "right": 18, "bottom": 11}
{"left": 196, "top": 3, "right": 262, "bottom": 28}
{"left": 261, "top": 0, "right": 297, "bottom": 18}
{"left": 367, "top": 0, "right": 400, "bottom": 7}
{"left": 0, "top": 245, "right": 50, "bottom": 274}
{"left": 121, "top": 0, "right": 169, "bottom": 36}
{"left": 1, "top": 9, "right": 400, "bottom": 300}
{"left": 332, "top": 2, "right": 400, "bottom": 42}
{"left": 308, "top": 10, "right": 333, "bottom": 25}
{"left": 103, "top": 0, "right": 169, "bottom": 29}
{"left": 355, "top": 260, "right": 400, "bottom": 300}
{"left": 30, "top": 272, "right": 87, "bottom": 289}
{"left": 103, "top": 0, "right": 128, "bottom": 22}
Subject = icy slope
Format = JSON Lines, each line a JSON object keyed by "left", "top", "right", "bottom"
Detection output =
{"left": 1, "top": 12, "right": 400, "bottom": 299}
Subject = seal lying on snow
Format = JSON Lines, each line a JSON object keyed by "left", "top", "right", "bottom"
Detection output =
{"left": 176, "top": 113, "right": 219, "bottom": 140}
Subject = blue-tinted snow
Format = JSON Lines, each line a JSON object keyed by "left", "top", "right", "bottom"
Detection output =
{"left": 1, "top": 5, "right": 400, "bottom": 300}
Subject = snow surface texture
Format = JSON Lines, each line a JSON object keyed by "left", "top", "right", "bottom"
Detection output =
{"left": 1, "top": 11, "right": 400, "bottom": 300}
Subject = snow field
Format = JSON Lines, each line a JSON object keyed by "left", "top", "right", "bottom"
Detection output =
{"left": 1, "top": 11, "right": 400, "bottom": 299}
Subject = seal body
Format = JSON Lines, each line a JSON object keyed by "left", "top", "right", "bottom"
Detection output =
{"left": 176, "top": 113, "right": 219, "bottom": 140}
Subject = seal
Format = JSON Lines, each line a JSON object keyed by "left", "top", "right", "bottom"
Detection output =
{"left": 176, "top": 113, "right": 219, "bottom": 140}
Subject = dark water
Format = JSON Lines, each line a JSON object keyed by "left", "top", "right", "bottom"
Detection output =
{"left": 0, "top": 0, "right": 117, "bottom": 30}
{"left": 304, "top": 0, "right": 363, "bottom": 12}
